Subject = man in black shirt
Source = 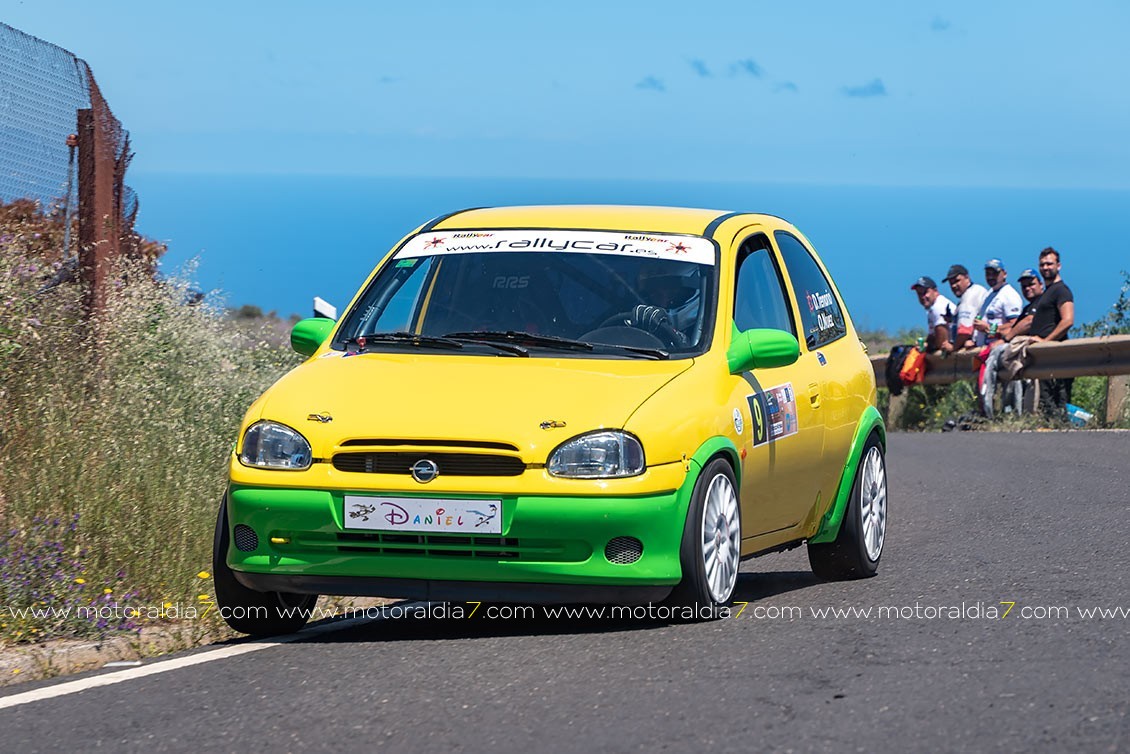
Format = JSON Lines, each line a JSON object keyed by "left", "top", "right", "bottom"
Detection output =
{"left": 1012, "top": 248, "right": 1075, "bottom": 417}
{"left": 1001, "top": 268, "right": 1044, "bottom": 338}
{"left": 997, "top": 269, "right": 1045, "bottom": 414}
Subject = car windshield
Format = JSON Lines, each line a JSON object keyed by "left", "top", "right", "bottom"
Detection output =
{"left": 333, "top": 229, "right": 717, "bottom": 358}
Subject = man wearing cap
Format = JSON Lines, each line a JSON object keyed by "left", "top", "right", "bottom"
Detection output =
{"left": 910, "top": 276, "right": 955, "bottom": 351}
{"left": 941, "top": 264, "right": 988, "bottom": 352}
{"left": 1002, "top": 268, "right": 1045, "bottom": 340}
{"left": 973, "top": 259, "right": 1025, "bottom": 417}
{"left": 973, "top": 259, "right": 1024, "bottom": 345}
{"left": 997, "top": 269, "right": 1046, "bottom": 414}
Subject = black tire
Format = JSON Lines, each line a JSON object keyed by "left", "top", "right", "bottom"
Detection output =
{"left": 212, "top": 498, "right": 317, "bottom": 636}
{"left": 808, "top": 432, "right": 887, "bottom": 580}
{"left": 664, "top": 458, "right": 741, "bottom": 620}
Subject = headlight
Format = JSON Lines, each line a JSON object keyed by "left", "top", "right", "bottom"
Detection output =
{"left": 547, "top": 431, "right": 644, "bottom": 478}
{"left": 239, "top": 421, "right": 312, "bottom": 470}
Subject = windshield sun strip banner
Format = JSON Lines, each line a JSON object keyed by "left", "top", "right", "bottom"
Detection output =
{"left": 395, "top": 230, "right": 716, "bottom": 266}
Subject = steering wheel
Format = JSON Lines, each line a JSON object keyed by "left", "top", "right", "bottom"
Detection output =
{"left": 597, "top": 308, "right": 685, "bottom": 349}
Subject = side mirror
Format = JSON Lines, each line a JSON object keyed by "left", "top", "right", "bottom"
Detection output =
{"left": 291, "top": 317, "right": 336, "bottom": 357}
{"left": 727, "top": 328, "right": 801, "bottom": 374}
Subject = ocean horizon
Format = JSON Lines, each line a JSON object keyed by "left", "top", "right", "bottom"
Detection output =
{"left": 130, "top": 174, "right": 1130, "bottom": 334}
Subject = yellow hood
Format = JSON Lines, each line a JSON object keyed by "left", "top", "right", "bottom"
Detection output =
{"left": 254, "top": 352, "right": 693, "bottom": 460}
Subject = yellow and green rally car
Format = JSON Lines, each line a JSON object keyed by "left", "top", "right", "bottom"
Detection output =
{"left": 214, "top": 205, "right": 887, "bottom": 635}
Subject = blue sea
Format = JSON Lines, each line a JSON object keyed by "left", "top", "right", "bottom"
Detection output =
{"left": 129, "top": 174, "right": 1130, "bottom": 333}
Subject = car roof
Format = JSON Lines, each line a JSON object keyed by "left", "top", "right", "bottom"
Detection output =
{"left": 427, "top": 205, "right": 786, "bottom": 238}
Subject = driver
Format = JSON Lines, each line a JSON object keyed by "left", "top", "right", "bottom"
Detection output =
{"left": 633, "top": 261, "right": 703, "bottom": 346}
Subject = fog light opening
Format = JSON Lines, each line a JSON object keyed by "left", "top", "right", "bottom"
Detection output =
{"left": 233, "top": 524, "right": 259, "bottom": 552}
{"left": 605, "top": 536, "right": 643, "bottom": 565}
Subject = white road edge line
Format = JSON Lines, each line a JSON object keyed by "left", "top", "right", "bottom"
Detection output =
{"left": 0, "top": 616, "right": 374, "bottom": 711}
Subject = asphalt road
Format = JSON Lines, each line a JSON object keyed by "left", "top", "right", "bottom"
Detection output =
{"left": 2, "top": 432, "right": 1129, "bottom": 752}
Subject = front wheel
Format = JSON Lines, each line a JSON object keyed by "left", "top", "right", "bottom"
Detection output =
{"left": 212, "top": 499, "right": 318, "bottom": 636}
{"left": 665, "top": 458, "right": 741, "bottom": 619}
{"left": 807, "top": 433, "right": 887, "bottom": 580}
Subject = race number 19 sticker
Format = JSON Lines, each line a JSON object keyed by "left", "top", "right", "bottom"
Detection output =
{"left": 746, "top": 383, "right": 799, "bottom": 446}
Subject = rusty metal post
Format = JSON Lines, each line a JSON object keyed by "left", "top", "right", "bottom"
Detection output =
{"left": 1107, "top": 375, "right": 1129, "bottom": 426}
{"left": 76, "top": 107, "right": 115, "bottom": 317}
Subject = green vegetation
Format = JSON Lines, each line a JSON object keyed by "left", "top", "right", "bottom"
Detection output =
{"left": 1, "top": 202, "right": 298, "bottom": 646}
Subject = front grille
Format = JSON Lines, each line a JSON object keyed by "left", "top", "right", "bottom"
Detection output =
{"left": 336, "top": 532, "right": 521, "bottom": 558}
{"left": 332, "top": 451, "right": 526, "bottom": 477}
{"left": 233, "top": 524, "right": 259, "bottom": 552}
{"left": 605, "top": 536, "right": 643, "bottom": 564}
{"left": 340, "top": 439, "right": 519, "bottom": 451}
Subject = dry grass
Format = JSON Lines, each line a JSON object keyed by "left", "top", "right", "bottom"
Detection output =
{"left": 2, "top": 210, "right": 299, "bottom": 645}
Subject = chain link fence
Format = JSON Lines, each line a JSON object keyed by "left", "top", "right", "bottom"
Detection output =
{"left": 0, "top": 21, "right": 147, "bottom": 314}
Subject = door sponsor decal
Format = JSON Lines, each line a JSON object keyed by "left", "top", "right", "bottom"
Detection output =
{"left": 746, "top": 383, "right": 799, "bottom": 446}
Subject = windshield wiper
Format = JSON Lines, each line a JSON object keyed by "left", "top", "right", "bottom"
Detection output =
{"left": 590, "top": 343, "right": 669, "bottom": 360}
{"left": 443, "top": 330, "right": 595, "bottom": 352}
{"left": 343, "top": 332, "right": 464, "bottom": 352}
{"left": 443, "top": 330, "right": 668, "bottom": 360}
{"left": 443, "top": 335, "right": 528, "bottom": 356}
{"left": 344, "top": 332, "right": 528, "bottom": 357}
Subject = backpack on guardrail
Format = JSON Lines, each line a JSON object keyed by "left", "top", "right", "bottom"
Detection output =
{"left": 887, "top": 344, "right": 924, "bottom": 395}
{"left": 897, "top": 344, "right": 927, "bottom": 388}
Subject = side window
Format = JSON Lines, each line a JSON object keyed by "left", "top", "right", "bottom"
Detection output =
{"left": 774, "top": 231, "right": 846, "bottom": 348}
{"left": 733, "top": 235, "right": 795, "bottom": 335}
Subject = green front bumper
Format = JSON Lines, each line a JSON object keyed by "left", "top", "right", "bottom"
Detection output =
{"left": 225, "top": 482, "right": 691, "bottom": 591}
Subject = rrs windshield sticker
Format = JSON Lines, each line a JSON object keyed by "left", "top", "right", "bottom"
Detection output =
{"left": 396, "top": 230, "right": 715, "bottom": 265}
{"left": 746, "top": 383, "right": 799, "bottom": 446}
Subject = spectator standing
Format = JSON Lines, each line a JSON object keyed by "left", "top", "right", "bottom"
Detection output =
{"left": 910, "top": 276, "right": 954, "bottom": 351}
{"left": 940, "top": 264, "right": 988, "bottom": 352}
{"left": 1007, "top": 249, "right": 1075, "bottom": 417}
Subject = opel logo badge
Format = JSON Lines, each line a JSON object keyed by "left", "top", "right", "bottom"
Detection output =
{"left": 411, "top": 459, "right": 439, "bottom": 483}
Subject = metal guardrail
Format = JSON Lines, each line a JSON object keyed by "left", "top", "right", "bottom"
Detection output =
{"left": 870, "top": 335, "right": 1130, "bottom": 423}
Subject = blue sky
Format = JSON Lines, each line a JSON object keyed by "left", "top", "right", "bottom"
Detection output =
{"left": 6, "top": 0, "right": 1130, "bottom": 188}
{"left": 4, "top": 2, "right": 1130, "bottom": 328}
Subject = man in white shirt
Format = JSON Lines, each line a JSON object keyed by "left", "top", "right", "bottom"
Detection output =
{"left": 972, "top": 258, "right": 1024, "bottom": 345}
{"left": 910, "top": 275, "right": 955, "bottom": 351}
{"left": 940, "top": 264, "right": 988, "bottom": 352}
{"left": 973, "top": 259, "right": 1026, "bottom": 417}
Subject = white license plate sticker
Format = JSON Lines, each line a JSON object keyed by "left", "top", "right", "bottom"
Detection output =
{"left": 343, "top": 496, "right": 502, "bottom": 535}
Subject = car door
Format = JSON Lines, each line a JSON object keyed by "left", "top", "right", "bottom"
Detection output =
{"left": 772, "top": 230, "right": 856, "bottom": 502}
{"left": 727, "top": 231, "right": 825, "bottom": 539}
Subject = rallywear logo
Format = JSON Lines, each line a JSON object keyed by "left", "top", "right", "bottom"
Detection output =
{"left": 396, "top": 230, "right": 716, "bottom": 265}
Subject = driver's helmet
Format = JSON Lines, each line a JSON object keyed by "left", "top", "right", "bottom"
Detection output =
{"left": 638, "top": 260, "right": 702, "bottom": 333}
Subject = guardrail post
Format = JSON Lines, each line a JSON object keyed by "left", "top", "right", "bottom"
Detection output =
{"left": 1107, "top": 376, "right": 1129, "bottom": 426}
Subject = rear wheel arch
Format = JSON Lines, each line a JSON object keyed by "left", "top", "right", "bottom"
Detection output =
{"left": 810, "top": 406, "right": 885, "bottom": 544}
